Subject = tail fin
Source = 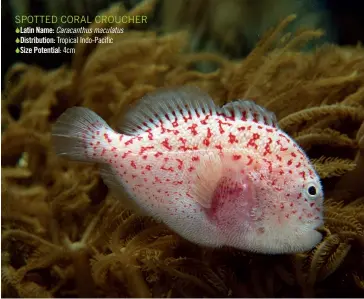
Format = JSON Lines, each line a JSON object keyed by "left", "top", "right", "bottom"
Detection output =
{"left": 51, "top": 107, "right": 111, "bottom": 163}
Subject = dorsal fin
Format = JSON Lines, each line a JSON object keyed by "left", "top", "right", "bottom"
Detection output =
{"left": 118, "top": 86, "right": 217, "bottom": 135}
{"left": 220, "top": 100, "right": 279, "bottom": 127}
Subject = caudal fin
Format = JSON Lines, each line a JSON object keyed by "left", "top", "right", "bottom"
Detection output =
{"left": 51, "top": 107, "right": 111, "bottom": 163}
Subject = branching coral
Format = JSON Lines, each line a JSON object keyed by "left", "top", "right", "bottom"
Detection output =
{"left": 2, "top": 0, "right": 364, "bottom": 297}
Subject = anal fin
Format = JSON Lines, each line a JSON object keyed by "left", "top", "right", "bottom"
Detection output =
{"left": 99, "top": 163, "right": 147, "bottom": 215}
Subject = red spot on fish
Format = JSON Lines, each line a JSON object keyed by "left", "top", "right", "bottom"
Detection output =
{"left": 188, "top": 166, "right": 195, "bottom": 172}
{"left": 215, "top": 144, "right": 223, "bottom": 150}
{"left": 276, "top": 155, "right": 282, "bottom": 161}
{"left": 247, "top": 155, "right": 253, "bottom": 165}
{"left": 263, "top": 137, "right": 273, "bottom": 156}
{"left": 154, "top": 152, "right": 163, "bottom": 158}
{"left": 277, "top": 140, "right": 288, "bottom": 151}
{"left": 179, "top": 137, "right": 187, "bottom": 144}
{"left": 145, "top": 165, "right": 152, "bottom": 171}
{"left": 299, "top": 171, "right": 306, "bottom": 179}
{"left": 291, "top": 152, "right": 297, "bottom": 157}
{"left": 238, "top": 126, "right": 245, "bottom": 131}
{"left": 187, "top": 123, "right": 198, "bottom": 136}
{"left": 101, "top": 148, "right": 106, "bottom": 156}
{"left": 264, "top": 159, "right": 273, "bottom": 173}
{"left": 139, "top": 146, "right": 154, "bottom": 154}
{"left": 232, "top": 154, "right": 241, "bottom": 160}
{"left": 178, "top": 137, "right": 192, "bottom": 151}
{"left": 266, "top": 128, "right": 273, "bottom": 133}
{"left": 142, "top": 155, "right": 148, "bottom": 160}
{"left": 218, "top": 119, "right": 232, "bottom": 134}
{"left": 183, "top": 112, "right": 192, "bottom": 123}
{"left": 161, "top": 166, "right": 174, "bottom": 172}
{"left": 279, "top": 133, "right": 291, "bottom": 143}
{"left": 161, "top": 138, "right": 172, "bottom": 150}
{"left": 296, "top": 162, "right": 301, "bottom": 168}
{"left": 310, "top": 202, "right": 315, "bottom": 207}
{"left": 200, "top": 114, "right": 210, "bottom": 125}
{"left": 228, "top": 133, "right": 238, "bottom": 144}
{"left": 247, "top": 133, "right": 260, "bottom": 149}
{"left": 186, "top": 192, "right": 193, "bottom": 198}
{"left": 287, "top": 160, "right": 292, "bottom": 166}
{"left": 130, "top": 161, "right": 137, "bottom": 169}
{"left": 176, "top": 159, "right": 183, "bottom": 170}
{"left": 147, "top": 129, "right": 154, "bottom": 140}
{"left": 192, "top": 156, "right": 200, "bottom": 162}
{"left": 203, "top": 128, "right": 212, "bottom": 146}
{"left": 125, "top": 137, "right": 136, "bottom": 146}
{"left": 122, "top": 151, "right": 132, "bottom": 159}
{"left": 104, "top": 133, "right": 112, "bottom": 143}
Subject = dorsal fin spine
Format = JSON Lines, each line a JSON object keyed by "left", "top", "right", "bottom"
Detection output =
{"left": 118, "top": 86, "right": 217, "bottom": 136}
{"left": 220, "top": 100, "right": 279, "bottom": 128}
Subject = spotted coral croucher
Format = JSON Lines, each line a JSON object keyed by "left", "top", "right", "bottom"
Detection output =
{"left": 52, "top": 86, "right": 324, "bottom": 254}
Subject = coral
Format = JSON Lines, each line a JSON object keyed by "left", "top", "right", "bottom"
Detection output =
{"left": 2, "top": 1, "right": 364, "bottom": 297}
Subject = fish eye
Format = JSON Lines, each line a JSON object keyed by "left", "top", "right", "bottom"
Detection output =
{"left": 308, "top": 186, "right": 316, "bottom": 196}
{"left": 305, "top": 182, "right": 320, "bottom": 199}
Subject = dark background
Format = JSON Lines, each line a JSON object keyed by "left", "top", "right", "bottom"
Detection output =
{"left": 2, "top": 0, "right": 364, "bottom": 86}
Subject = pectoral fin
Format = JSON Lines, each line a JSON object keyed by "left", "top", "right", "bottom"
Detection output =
{"left": 189, "top": 153, "right": 253, "bottom": 213}
{"left": 190, "top": 153, "right": 223, "bottom": 208}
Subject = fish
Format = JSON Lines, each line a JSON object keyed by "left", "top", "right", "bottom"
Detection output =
{"left": 51, "top": 85, "right": 324, "bottom": 254}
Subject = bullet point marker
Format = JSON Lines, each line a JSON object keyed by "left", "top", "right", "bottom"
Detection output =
{"left": 15, "top": 28, "right": 20, "bottom": 33}
{"left": 15, "top": 48, "right": 20, "bottom": 53}
{"left": 15, "top": 38, "right": 20, "bottom": 43}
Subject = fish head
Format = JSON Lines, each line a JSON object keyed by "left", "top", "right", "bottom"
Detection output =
{"left": 240, "top": 152, "right": 324, "bottom": 254}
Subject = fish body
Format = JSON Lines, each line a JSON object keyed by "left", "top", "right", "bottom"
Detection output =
{"left": 52, "top": 86, "right": 324, "bottom": 254}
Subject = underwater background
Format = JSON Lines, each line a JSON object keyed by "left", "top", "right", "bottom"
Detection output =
{"left": 1, "top": 0, "right": 364, "bottom": 297}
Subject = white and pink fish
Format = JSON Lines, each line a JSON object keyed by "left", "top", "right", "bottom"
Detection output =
{"left": 52, "top": 86, "right": 324, "bottom": 254}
